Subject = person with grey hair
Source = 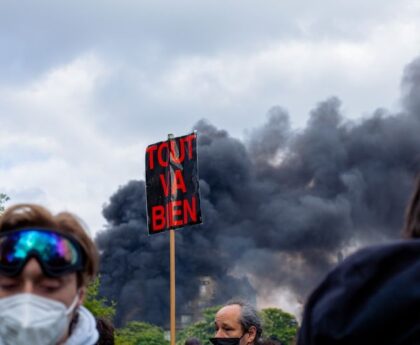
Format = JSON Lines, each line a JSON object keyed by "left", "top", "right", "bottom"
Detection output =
{"left": 210, "top": 300, "right": 263, "bottom": 345}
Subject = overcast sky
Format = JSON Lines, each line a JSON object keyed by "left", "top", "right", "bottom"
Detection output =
{"left": 1, "top": 0, "right": 420, "bottom": 233}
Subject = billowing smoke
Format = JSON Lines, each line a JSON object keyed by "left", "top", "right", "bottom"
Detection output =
{"left": 96, "top": 57, "right": 420, "bottom": 326}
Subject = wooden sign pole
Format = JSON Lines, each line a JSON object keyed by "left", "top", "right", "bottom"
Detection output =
{"left": 146, "top": 131, "right": 202, "bottom": 343}
{"left": 168, "top": 133, "right": 176, "bottom": 345}
{"left": 170, "top": 228, "right": 176, "bottom": 345}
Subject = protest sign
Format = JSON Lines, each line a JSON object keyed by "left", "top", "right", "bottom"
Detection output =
{"left": 146, "top": 132, "right": 202, "bottom": 234}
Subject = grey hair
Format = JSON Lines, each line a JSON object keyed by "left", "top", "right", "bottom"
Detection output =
{"left": 224, "top": 299, "right": 263, "bottom": 343}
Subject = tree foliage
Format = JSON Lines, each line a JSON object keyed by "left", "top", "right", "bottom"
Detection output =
{"left": 260, "top": 308, "right": 298, "bottom": 345}
{"left": 84, "top": 276, "right": 116, "bottom": 320}
{"left": 116, "top": 321, "right": 169, "bottom": 345}
{"left": 0, "top": 193, "right": 10, "bottom": 213}
{"left": 176, "top": 305, "right": 221, "bottom": 345}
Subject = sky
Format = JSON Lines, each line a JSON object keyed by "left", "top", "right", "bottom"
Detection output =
{"left": 1, "top": 0, "right": 420, "bottom": 234}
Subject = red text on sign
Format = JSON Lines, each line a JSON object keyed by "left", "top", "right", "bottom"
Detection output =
{"left": 151, "top": 196, "right": 198, "bottom": 232}
{"left": 146, "top": 133, "right": 196, "bottom": 170}
{"left": 159, "top": 170, "right": 187, "bottom": 197}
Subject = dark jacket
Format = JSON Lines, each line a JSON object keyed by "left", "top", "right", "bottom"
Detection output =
{"left": 297, "top": 240, "right": 420, "bottom": 345}
{"left": 96, "top": 317, "right": 115, "bottom": 345}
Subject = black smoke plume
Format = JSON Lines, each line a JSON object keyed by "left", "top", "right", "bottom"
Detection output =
{"left": 96, "top": 57, "right": 420, "bottom": 326}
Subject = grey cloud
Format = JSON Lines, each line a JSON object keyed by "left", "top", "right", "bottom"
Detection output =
{"left": 1, "top": 0, "right": 411, "bottom": 143}
{"left": 0, "top": 0, "right": 406, "bottom": 82}
{"left": 402, "top": 57, "right": 420, "bottom": 119}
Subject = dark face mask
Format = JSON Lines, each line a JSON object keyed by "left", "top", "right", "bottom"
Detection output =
{"left": 209, "top": 335, "right": 243, "bottom": 345}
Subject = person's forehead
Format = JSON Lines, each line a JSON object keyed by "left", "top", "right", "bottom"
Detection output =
{"left": 215, "top": 304, "right": 242, "bottom": 324}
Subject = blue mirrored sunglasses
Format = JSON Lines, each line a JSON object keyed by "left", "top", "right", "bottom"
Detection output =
{"left": 0, "top": 228, "right": 85, "bottom": 277}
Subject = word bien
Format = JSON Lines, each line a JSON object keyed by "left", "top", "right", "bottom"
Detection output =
{"left": 151, "top": 196, "right": 198, "bottom": 231}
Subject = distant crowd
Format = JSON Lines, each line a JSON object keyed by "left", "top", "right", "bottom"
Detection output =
{"left": 0, "top": 174, "right": 418, "bottom": 344}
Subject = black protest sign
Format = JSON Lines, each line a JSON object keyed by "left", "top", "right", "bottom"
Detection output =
{"left": 145, "top": 132, "right": 202, "bottom": 234}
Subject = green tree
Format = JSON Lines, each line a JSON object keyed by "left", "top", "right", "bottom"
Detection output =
{"left": 116, "top": 321, "right": 169, "bottom": 345}
{"left": 260, "top": 308, "right": 298, "bottom": 345}
{"left": 83, "top": 275, "right": 116, "bottom": 320}
{"left": 176, "top": 305, "right": 221, "bottom": 345}
{"left": 0, "top": 193, "right": 10, "bottom": 213}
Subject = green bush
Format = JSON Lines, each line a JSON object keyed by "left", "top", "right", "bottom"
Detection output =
{"left": 176, "top": 305, "right": 221, "bottom": 345}
{"left": 116, "top": 321, "right": 169, "bottom": 345}
{"left": 83, "top": 276, "right": 116, "bottom": 320}
{"left": 260, "top": 308, "right": 298, "bottom": 345}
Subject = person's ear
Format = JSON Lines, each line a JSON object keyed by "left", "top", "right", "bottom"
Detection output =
{"left": 77, "top": 287, "right": 86, "bottom": 306}
{"left": 246, "top": 326, "right": 257, "bottom": 344}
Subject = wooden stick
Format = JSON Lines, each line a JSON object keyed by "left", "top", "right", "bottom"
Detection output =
{"left": 170, "top": 228, "right": 176, "bottom": 345}
{"left": 168, "top": 133, "right": 176, "bottom": 345}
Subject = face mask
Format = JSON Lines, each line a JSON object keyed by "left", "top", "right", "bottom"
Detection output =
{"left": 0, "top": 292, "right": 79, "bottom": 345}
{"left": 210, "top": 333, "right": 247, "bottom": 345}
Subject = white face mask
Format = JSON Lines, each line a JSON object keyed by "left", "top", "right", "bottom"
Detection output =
{"left": 0, "top": 292, "right": 79, "bottom": 345}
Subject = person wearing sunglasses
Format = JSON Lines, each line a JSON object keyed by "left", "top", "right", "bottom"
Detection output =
{"left": 0, "top": 203, "right": 100, "bottom": 345}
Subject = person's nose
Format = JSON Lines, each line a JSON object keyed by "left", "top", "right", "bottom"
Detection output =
{"left": 19, "top": 258, "right": 42, "bottom": 294}
{"left": 215, "top": 329, "right": 226, "bottom": 338}
{"left": 21, "top": 280, "right": 35, "bottom": 294}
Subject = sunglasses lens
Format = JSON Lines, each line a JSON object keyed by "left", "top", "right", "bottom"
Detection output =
{"left": 0, "top": 229, "right": 81, "bottom": 275}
